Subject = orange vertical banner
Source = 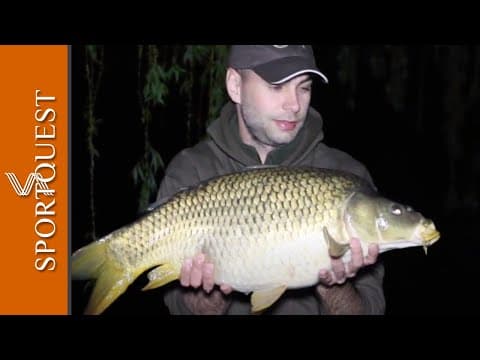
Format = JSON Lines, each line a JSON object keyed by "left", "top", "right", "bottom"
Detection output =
{"left": 0, "top": 45, "right": 69, "bottom": 314}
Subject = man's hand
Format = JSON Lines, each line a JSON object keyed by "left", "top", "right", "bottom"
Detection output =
{"left": 318, "top": 238, "right": 379, "bottom": 286}
{"left": 316, "top": 238, "right": 379, "bottom": 314}
{"left": 179, "top": 253, "right": 232, "bottom": 314}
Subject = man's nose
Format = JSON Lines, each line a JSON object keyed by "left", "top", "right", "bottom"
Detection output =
{"left": 282, "top": 88, "right": 300, "bottom": 113}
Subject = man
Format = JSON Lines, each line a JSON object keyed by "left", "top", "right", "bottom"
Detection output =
{"left": 156, "top": 45, "right": 385, "bottom": 315}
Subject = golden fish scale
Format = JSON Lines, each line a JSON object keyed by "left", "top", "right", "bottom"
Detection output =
{"left": 105, "top": 167, "right": 367, "bottom": 291}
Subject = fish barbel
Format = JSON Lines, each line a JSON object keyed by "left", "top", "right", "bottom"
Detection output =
{"left": 72, "top": 166, "right": 440, "bottom": 314}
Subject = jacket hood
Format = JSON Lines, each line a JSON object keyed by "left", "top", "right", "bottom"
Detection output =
{"left": 206, "top": 101, "right": 325, "bottom": 166}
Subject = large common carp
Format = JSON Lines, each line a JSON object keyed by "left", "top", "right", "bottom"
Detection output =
{"left": 72, "top": 166, "right": 440, "bottom": 315}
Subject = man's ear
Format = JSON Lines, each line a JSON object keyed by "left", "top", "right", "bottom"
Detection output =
{"left": 226, "top": 68, "right": 242, "bottom": 104}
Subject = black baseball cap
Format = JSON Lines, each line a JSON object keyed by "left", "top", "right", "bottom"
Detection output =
{"left": 228, "top": 45, "right": 328, "bottom": 84}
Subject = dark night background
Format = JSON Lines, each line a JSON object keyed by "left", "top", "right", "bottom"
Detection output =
{"left": 71, "top": 45, "right": 480, "bottom": 316}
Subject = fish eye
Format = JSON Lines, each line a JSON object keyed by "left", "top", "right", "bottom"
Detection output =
{"left": 391, "top": 204, "right": 403, "bottom": 216}
{"left": 406, "top": 206, "right": 413, "bottom": 212}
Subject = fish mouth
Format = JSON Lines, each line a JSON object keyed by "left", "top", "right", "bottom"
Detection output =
{"left": 418, "top": 219, "right": 440, "bottom": 246}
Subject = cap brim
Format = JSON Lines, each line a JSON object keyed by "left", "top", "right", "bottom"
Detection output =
{"left": 252, "top": 56, "right": 328, "bottom": 84}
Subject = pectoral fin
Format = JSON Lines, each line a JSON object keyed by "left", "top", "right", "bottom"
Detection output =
{"left": 323, "top": 226, "right": 349, "bottom": 258}
{"left": 142, "top": 263, "right": 179, "bottom": 291}
{"left": 251, "top": 285, "right": 287, "bottom": 314}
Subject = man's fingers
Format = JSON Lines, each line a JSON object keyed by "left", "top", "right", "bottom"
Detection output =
{"left": 202, "top": 262, "right": 215, "bottom": 293}
{"left": 345, "top": 263, "right": 356, "bottom": 278}
{"left": 180, "top": 258, "right": 192, "bottom": 287}
{"left": 364, "top": 244, "right": 379, "bottom": 265}
{"left": 179, "top": 253, "right": 233, "bottom": 295}
{"left": 190, "top": 254, "right": 205, "bottom": 288}
{"left": 319, "top": 269, "right": 335, "bottom": 286}
{"left": 220, "top": 283, "right": 233, "bottom": 295}
{"left": 318, "top": 238, "right": 379, "bottom": 287}
{"left": 331, "top": 258, "right": 346, "bottom": 283}
{"left": 349, "top": 237, "right": 364, "bottom": 271}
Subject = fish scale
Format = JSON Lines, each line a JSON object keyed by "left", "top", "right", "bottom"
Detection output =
{"left": 72, "top": 166, "right": 440, "bottom": 314}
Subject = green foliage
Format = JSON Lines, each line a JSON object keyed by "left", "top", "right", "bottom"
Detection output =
{"left": 84, "top": 44, "right": 104, "bottom": 240}
{"left": 132, "top": 142, "right": 164, "bottom": 211}
{"left": 181, "top": 45, "right": 229, "bottom": 132}
{"left": 132, "top": 45, "right": 167, "bottom": 212}
{"left": 144, "top": 62, "right": 185, "bottom": 106}
{"left": 206, "top": 45, "right": 229, "bottom": 123}
{"left": 131, "top": 45, "right": 229, "bottom": 212}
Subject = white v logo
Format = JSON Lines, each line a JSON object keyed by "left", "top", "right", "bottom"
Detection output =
{"left": 4, "top": 172, "right": 53, "bottom": 197}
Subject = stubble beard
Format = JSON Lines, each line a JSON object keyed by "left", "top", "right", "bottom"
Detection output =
{"left": 240, "top": 104, "right": 301, "bottom": 148}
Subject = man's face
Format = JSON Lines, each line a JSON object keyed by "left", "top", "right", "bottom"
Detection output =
{"left": 238, "top": 70, "right": 312, "bottom": 148}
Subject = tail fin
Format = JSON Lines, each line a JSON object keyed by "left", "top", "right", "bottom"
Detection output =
{"left": 72, "top": 240, "right": 132, "bottom": 315}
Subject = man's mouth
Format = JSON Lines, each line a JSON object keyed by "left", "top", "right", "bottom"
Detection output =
{"left": 274, "top": 120, "right": 298, "bottom": 131}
